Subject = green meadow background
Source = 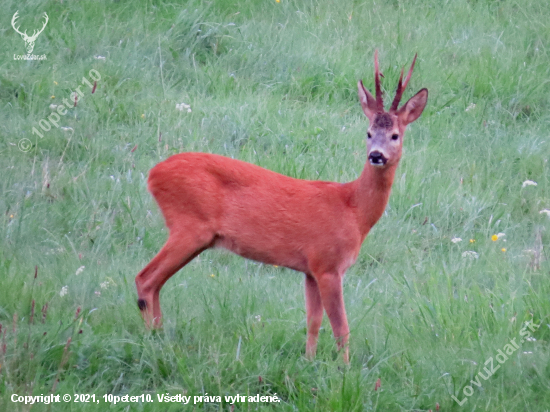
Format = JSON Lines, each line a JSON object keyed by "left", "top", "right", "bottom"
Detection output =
{"left": 1, "top": 0, "right": 550, "bottom": 410}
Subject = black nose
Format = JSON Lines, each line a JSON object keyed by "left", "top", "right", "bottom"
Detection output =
{"left": 368, "top": 151, "right": 387, "bottom": 166}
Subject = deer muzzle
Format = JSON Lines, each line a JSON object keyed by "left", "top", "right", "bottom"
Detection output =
{"left": 368, "top": 150, "right": 388, "bottom": 167}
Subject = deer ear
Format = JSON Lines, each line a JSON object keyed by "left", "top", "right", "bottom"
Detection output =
{"left": 358, "top": 80, "right": 378, "bottom": 121}
{"left": 397, "top": 88, "right": 428, "bottom": 125}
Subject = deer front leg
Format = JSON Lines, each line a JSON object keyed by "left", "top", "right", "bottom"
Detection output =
{"left": 304, "top": 274, "right": 323, "bottom": 359}
{"left": 316, "top": 272, "right": 350, "bottom": 363}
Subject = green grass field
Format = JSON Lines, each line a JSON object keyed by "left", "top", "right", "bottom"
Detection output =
{"left": 1, "top": 0, "right": 550, "bottom": 410}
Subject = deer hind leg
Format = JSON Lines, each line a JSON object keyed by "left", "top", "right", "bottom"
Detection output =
{"left": 315, "top": 272, "right": 350, "bottom": 363}
{"left": 304, "top": 274, "right": 324, "bottom": 359}
{"left": 135, "top": 227, "right": 214, "bottom": 328}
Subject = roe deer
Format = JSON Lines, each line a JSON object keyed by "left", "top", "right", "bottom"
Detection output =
{"left": 135, "top": 51, "right": 428, "bottom": 363}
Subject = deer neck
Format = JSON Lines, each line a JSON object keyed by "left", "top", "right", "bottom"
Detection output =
{"left": 353, "top": 161, "right": 398, "bottom": 237}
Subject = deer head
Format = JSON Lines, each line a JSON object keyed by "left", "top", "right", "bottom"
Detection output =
{"left": 358, "top": 51, "right": 428, "bottom": 168}
{"left": 11, "top": 11, "right": 49, "bottom": 54}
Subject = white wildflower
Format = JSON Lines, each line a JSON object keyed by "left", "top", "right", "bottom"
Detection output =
{"left": 462, "top": 251, "right": 479, "bottom": 259}
{"left": 60, "top": 127, "right": 74, "bottom": 132}
{"left": 94, "top": 291, "right": 101, "bottom": 297}
{"left": 451, "top": 237, "right": 462, "bottom": 243}
{"left": 60, "top": 286, "right": 68, "bottom": 297}
{"left": 522, "top": 180, "right": 537, "bottom": 188}
{"left": 94, "top": 55, "right": 106, "bottom": 60}
{"left": 100, "top": 277, "right": 115, "bottom": 289}
{"left": 539, "top": 209, "right": 550, "bottom": 216}
{"left": 75, "top": 266, "right": 85, "bottom": 276}
{"left": 176, "top": 102, "right": 192, "bottom": 113}
{"left": 49, "top": 104, "right": 58, "bottom": 110}
{"left": 255, "top": 315, "right": 261, "bottom": 322}
{"left": 465, "top": 103, "right": 476, "bottom": 112}
{"left": 496, "top": 233, "right": 506, "bottom": 239}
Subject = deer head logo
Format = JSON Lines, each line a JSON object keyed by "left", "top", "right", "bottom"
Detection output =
{"left": 11, "top": 11, "right": 49, "bottom": 54}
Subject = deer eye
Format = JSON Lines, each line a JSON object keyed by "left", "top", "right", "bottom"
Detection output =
{"left": 367, "top": 132, "right": 372, "bottom": 139}
{"left": 391, "top": 134, "right": 399, "bottom": 140}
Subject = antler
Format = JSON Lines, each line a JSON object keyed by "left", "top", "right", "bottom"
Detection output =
{"left": 374, "top": 50, "right": 384, "bottom": 112}
{"left": 11, "top": 11, "right": 48, "bottom": 41}
{"left": 28, "top": 13, "right": 48, "bottom": 41}
{"left": 389, "top": 54, "right": 417, "bottom": 113}
{"left": 11, "top": 11, "right": 26, "bottom": 37}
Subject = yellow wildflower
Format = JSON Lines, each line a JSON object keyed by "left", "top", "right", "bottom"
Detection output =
{"left": 501, "top": 248, "right": 506, "bottom": 252}
{"left": 491, "top": 235, "right": 498, "bottom": 241}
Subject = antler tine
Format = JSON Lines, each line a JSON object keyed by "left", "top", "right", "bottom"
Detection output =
{"left": 390, "top": 53, "right": 417, "bottom": 112}
{"left": 402, "top": 53, "right": 417, "bottom": 92}
{"left": 374, "top": 49, "right": 384, "bottom": 112}
{"left": 11, "top": 10, "right": 19, "bottom": 26}
{"left": 389, "top": 68, "right": 404, "bottom": 112}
